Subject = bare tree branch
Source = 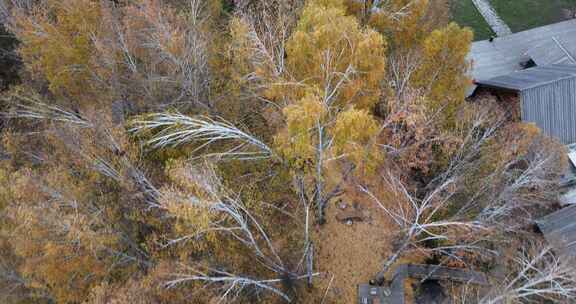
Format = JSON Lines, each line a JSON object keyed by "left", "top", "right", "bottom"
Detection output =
{"left": 130, "top": 112, "right": 275, "bottom": 160}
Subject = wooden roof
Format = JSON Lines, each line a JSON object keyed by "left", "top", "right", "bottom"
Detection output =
{"left": 370, "top": 264, "right": 489, "bottom": 304}
{"left": 358, "top": 284, "right": 390, "bottom": 304}
{"left": 526, "top": 35, "right": 576, "bottom": 66}
{"left": 537, "top": 204, "right": 576, "bottom": 260}
{"left": 474, "top": 64, "right": 576, "bottom": 91}
{"left": 468, "top": 19, "right": 576, "bottom": 95}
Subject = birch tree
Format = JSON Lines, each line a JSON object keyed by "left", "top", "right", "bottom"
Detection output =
{"left": 481, "top": 243, "right": 576, "bottom": 304}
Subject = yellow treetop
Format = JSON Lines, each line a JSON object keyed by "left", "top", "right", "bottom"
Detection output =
{"left": 275, "top": 92, "right": 327, "bottom": 169}
{"left": 368, "top": 0, "right": 433, "bottom": 51}
{"left": 285, "top": 0, "right": 387, "bottom": 110}
{"left": 413, "top": 22, "right": 473, "bottom": 128}
{"left": 331, "top": 107, "right": 383, "bottom": 173}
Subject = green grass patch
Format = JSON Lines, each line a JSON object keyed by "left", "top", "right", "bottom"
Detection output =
{"left": 450, "top": 0, "right": 495, "bottom": 41}
{"left": 490, "top": 0, "right": 576, "bottom": 32}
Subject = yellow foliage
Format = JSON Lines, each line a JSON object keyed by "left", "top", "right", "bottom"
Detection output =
{"left": 413, "top": 23, "right": 473, "bottom": 128}
{"left": 331, "top": 108, "right": 383, "bottom": 173}
{"left": 2, "top": 1, "right": 551, "bottom": 303}
{"left": 284, "top": 0, "right": 387, "bottom": 109}
{"left": 161, "top": 160, "right": 222, "bottom": 252}
{"left": 275, "top": 92, "right": 326, "bottom": 169}
{"left": 12, "top": 0, "right": 101, "bottom": 97}
{"left": 368, "top": 0, "right": 433, "bottom": 50}
{"left": 7, "top": 171, "right": 120, "bottom": 303}
{"left": 85, "top": 262, "right": 197, "bottom": 304}
{"left": 228, "top": 18, "right": 254, "bottom": 82}
{"left": 271, "top": 0, "right": 388, "bottom": 177}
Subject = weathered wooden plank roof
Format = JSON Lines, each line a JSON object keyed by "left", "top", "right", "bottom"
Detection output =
{"left": 468, "top": 19, "right": 576, "bottom": 95}
{"left": 387, "top": 264, "right": 489, "bottom": 304}
{"left": 537, "top": 204, "right": 576, "bottom": 260}
{"left": 358, "top": 284, "right": 390, "bottom": 304}
{"left": 400, "top": 265, "right": 489, "bottom": 285}
{"left": 475, "top": 64, "right": 576, "bottom": 91}
{"left": 526, "top": 35, "right": 576, "bottom": 66}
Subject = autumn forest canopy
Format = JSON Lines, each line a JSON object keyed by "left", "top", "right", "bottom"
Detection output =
{"left": 0, "top": 0, "right": 574, "bottom": 303}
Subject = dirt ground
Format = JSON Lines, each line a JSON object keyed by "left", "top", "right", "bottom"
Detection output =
{"left": 308, "top": 177, "right": 398, "bottom": 304}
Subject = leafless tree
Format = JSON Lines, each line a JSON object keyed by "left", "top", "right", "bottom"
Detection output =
{"left": 361, "top": 105, "right": 511, "bottom": 283}
{"left": 5, "top": 94, "right": 93, "bottom": 127}
{"left": 351, "top": 0, "right": 420, "bottom": 21}
{"left": 6, "top": 97, "right": 162, "bottom": 209}
{"left": 161, "top": 163, "right": 319, "bottom": 302}
{"left": 425, "top": 101, "right": 563, "bottom": 229}
{"left": 90, "top": 0, "right": 213, "bottom": 111}
{"left": 232, "top": 1, "right": 302, "bottom": 108}
{"left": 475, "top": 141, "right": 565, "bottom": 228}
{"left": 480, "top": 243, "right": 576, "bottom": 304}
{"left": 364, "top": 99, "right": 566, "bottom": 284}
{"left": 166, "top": 265, "right": 317, "bottom": 303}
{"left": 387, "top": 50, "right": 423, "bottom": 101}
{"left": 126, "top": 0, "right": 213, "bottom": 110}
{"left": 0, "top": 0, "right": 35, "bottom": 24}
{"left": 361, "top": 172, "right": 490, "bottom": 284}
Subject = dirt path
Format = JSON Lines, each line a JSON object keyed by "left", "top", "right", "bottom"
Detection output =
{"left": 471, "top": 0, "right": 512, "bottom": 36}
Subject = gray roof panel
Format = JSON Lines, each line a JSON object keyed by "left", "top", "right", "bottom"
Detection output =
{"left": 475, "top": 64, "right": 576, "bottom": 91}
{"left": 468, "top": 19, "right": 576, "bottom": 95}
{"left": 537, "top": 204, "right": 576, "bottom": 260}
{"left": 527, "top": 35, "right": 576, "bottom": 66}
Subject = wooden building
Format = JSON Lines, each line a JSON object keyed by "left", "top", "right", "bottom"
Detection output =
{"left": 468, "top": 19, "right": 576, "bottom": 96}
{"left": 475, "top": 64, "right": 576, "bottom": 144}
{"left": 358, "top": 265, "right": 489, "bottom": 304}
{"left": 468, "top": 18, "right": 576, "bottom": 269}
{"left": 537, "top": 204, "right": 576, "bottom": 261}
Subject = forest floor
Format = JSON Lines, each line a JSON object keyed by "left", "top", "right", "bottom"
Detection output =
{"left": 309, "top": 177, "right": 426, "bottom": 303}
{"left": 313, "top": 198, "right": 392, "bottom": 303}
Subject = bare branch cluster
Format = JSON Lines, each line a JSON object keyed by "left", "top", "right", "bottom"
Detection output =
{"left": 162, "top": 163, "right": 317, "bottom": 302}
{"left": 481, "top": 244, "right": 576, "bottom": 304}
{"left": 130, "top": 112, "right": 275, "bottom": 160}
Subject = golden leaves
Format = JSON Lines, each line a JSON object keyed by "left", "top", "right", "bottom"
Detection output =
{"left": 275, "top": 92, "right": 326, "bottom": 168}
{"left": 331, "top": 108, "right": 383, "bottom": 173}
{"left": 11, "top": 0, "right": 101, "bottom": 97}
{"left": 285, "top": 0, "right": 387, "bottom": 109}
{"left": 413, "top": 22, "right": 473, "bottom": 128}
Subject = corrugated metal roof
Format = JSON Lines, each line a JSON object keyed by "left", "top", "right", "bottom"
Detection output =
{"left": 475, "top": 64, "right": 576, "bottom": 91}
{"left": 468, "top": 19, "right": 576, "bottom": 95}
{"left": 537, "top": 204, "right": 576, "bottom": 260}
{"left": 475, "top": 65, "right": 576, "bottom": 144}
{"left": 521, "top": 76, "right": 576, "bottom": 144}
{"left": 560, "top": 187, "right": 576, "bottom": 205}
